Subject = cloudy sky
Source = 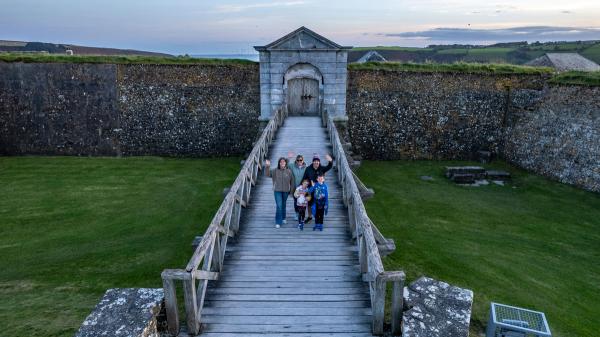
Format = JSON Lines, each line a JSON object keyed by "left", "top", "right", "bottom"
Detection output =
{"left": 1, "top": 0, "right": 600, "bottom": 54}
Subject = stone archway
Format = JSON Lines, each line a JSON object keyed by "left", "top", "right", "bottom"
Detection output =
{"left": 284, "top": 63, "right": 323, "bottom": 116}
{"left": 254, "top": 26, "right": 352, "bottom": 120}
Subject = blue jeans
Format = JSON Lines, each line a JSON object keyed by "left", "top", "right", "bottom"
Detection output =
{"left": 274, "top": 191, "right": 289, "bottom": 225}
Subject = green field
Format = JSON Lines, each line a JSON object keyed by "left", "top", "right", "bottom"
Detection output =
{"left": 0, "top": 157, "right": 240, "bottom": 337}
{"left": 352, "top": 46, "right": 432, "bottom": 52}
{"left": 353, "top": 41, "right": 600, "bottom": 65}
{"left": 348, "top": 61, "right": 552, "bottom": 75}
{"left": 2, "top": 157, "right": 599, "bottom": 336}
{"left": 549, "top": 71, "right": 600, "bottom": 86}
{"left": 0, "top": 53, "right": 256, "bottom": 65}
{"left": 356, "top": 160, "right": 600, "bottom": 337}
{"left": 581, "top": 44, "right": 600, "bottom": 64}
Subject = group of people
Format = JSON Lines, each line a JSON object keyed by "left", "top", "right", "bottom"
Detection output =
{"left": 265, "top": 152, "right": 333, "bottom": 231}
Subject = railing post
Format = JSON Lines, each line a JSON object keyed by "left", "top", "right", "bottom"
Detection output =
{"left": 161, "top": 276, "right": 179, "bottom": 336}
{"left": 372, "top": 274, "right": 386, "bottom": 335}
{"left": 391, "top": 274, "right": 406, "bottom": 336}
{"left": 182, "top": 276, "right": 199, "bottom": 334}
{"left": 359, "top": 235, "right": 368, "bottom": 275}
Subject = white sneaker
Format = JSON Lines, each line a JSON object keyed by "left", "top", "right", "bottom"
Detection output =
{"left": 282, "top": 220, "right": 287, "bottom": 225}
{"left": 275, "top": 224, "right": 281, "bottom": 228}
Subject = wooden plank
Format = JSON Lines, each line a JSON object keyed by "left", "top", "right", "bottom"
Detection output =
{"left": 200, "top": 315, "right": 372, "bottom": 325}
{"left": 212, "top": 281, "right": 365, "bottom": 288}
{"left": 203, "top": 294, "right": 370, "bottom": 301}
{"left": 212, "top": 276, "right": 362, "bottom": 282}
{"left": 203, "top": 300, "right": 370, "bottom": 308}
{"left": 200, "top": 323, "right": 372, "bottom": 334}
{"left": 207, "top": 287, "right": 368, "bottom": 295}
{"left": 200, "top": 333, "right": 374, "bottom": 337}
{"left": 200, "top": 307, "right": 372, "bottom": 316}
{"left": 219, "top": 265, "right": 358, "bottom": 272}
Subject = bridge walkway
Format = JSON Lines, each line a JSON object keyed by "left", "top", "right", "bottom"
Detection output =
{"left": 200, "top": 116, "right": 373, "bottom": 336}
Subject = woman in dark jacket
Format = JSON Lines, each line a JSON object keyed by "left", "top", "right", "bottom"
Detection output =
{"left": 265, "top": 157, "right": 295, "bottom": 228}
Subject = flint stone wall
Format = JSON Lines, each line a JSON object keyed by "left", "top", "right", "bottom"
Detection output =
{"left": 346, "top": 70, "right": 546, "bottom": 160}
{"left": 74, "top": 288, "right": 164, "bottom": 337}
{"left": 402, "top": 276, "right": 473, "bottom": 337}
{"left": 347, "top": 70, "right": 599, "bottom": 192}
{"left": 505, "top": 85, "right": 600, "bottom": 192}
{"left": 0, "top": 62, "right": 260, "bottom": 156}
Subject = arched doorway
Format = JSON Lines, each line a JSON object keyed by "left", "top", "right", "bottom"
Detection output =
{"left": 284, "top": 63, "right": 323, "bottom": 116}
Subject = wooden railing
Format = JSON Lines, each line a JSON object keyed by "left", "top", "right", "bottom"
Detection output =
{"left": 161, "top": 108, "right": 287, "bottom": 336}
{"left": 322, "top": 111, "right": 406, "bottom": 335}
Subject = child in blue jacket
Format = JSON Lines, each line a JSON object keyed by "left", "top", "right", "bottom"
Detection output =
{"left": 308, "top": 174, "right": 329, "bottom": 231}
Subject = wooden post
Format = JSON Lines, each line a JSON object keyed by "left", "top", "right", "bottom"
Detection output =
{"left": 161, "top": 277, "right": 179, "bottom": 336}
{"left": 391, "top": 275, "right": 405, "bottom": 336}
{"left": 212, "top": 232, "right": 222, "bottom": 272}
{"left": 359, "top": 235, "right": 368, "bottom": 275}
{"left": 372, "top": 274, "right": 386, "bottom": 335}
{"left": 182, "top": 276, "right": 199, "bottom": 335}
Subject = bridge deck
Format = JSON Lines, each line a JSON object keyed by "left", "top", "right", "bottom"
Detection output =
{"left": 201, "top": 116, "right": 373, "bottom": 336}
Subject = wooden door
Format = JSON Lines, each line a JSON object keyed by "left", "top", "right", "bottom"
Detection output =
{"left": 287, "top": 78, "right": 319, "bottom": 116}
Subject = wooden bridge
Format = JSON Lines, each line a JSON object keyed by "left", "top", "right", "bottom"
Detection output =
{"left": 161, "top": 110, "right": 405, "bottom": 336}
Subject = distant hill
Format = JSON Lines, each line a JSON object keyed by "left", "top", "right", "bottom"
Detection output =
{"left": 350, "top": 40, "right": 600, "bottom": 65}
{"left": 0, "top": 40, "right": 172, "bottom": 57}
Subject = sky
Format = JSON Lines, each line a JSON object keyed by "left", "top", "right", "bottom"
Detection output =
{"left": 1, "top": 0, "right": 600, "bottom": 54}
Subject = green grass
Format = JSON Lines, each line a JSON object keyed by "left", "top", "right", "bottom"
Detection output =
{"left": 581, "top": 43, "right": 600, "bottom": 64}
{"left": 0, "top": 156, "right": 240, "bottom": 337}
{"left": 549, "top": 71, "right": 600, "bottom": 86}
{"left": 348, "top": 61, "right": 552, "bottom": 74}
{"left": 356, "top": 160, "right": 600, "bottom": 337}
{"left": 352, "top": 46, "right": 432, "bottom": 52}
{"left": 0, "top": 53, "right": 256, "bottom": 65}
{"left": 436, "top": 48, "right": 469, "bottom": 55}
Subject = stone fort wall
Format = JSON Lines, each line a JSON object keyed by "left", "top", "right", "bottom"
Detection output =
{"left": 1, "top": 62, "right": 598, "bottom": 192}
{"left": 0, "top": 62, "right": 260, "bottom": 156}
{"left": 346, "top": 70, "right": 599, "bottom": 192}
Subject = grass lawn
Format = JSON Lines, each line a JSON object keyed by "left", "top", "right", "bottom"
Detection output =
{"left": 0, "top": 156, "right": 240, "bottom": 337}
{"left": 356, "top": 160, "right": 600, "bottom": 337}
{"left": 0, "top": 53, "right": 256, "bottom": 65}
{"left": 581, "top": 44, "right": 600, "bottom": 64}
{"left": 348, "top": 61, "right": 551, "bottom": 74}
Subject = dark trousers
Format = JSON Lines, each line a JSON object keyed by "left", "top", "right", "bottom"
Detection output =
{"left": 297, "top": 206, "right": 306, "bottom": 223}
{"left": 315, "top": 205, "right": 325, "bottom": 225}
{"left": 293, "top": 197, "right": 299, "bottom": 214}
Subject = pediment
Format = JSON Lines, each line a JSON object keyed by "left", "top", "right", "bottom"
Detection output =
{"left": 256, "top": 26, "right": 350, "bottom": 51}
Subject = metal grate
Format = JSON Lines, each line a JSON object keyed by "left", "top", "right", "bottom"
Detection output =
{"left": 486, "top": 302, "right": 551, "bottom": 337}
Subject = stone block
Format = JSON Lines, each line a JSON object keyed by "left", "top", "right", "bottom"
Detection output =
{"left": 486, "top": 170, "right": 511, "bottom": 181}
{"left": 445, "top": 166, "right": 486, "bottom": 179}
{"left": 75, "top": 288, "right": 164, "bottom": 337}
{"left": 402, "top": 276, "right": 473, "bottom": 337}
{"left": 451, "top": 173, "right": 476, "bottom": 184}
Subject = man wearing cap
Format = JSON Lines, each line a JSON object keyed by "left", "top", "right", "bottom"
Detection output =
{"left": 302, "top": 154, "right": 333, "bottom": 223}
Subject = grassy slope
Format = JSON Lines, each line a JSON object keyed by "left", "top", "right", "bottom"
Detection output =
{"left": 0, "top": 157, "right": 240, "bottom": 337}
{"left": 348, "top": 61, "right": 552, "bottom": 74}
{"left": 581, "top": 44, "right": 600, "bottom": 64}
{"left": 549, "top": 71, "right": 600, "bottom": 86}
{"left": 0, "top": 53, "right": 255, "bottom": 65}
{"left": 356, "top": 161, "right": 600, "bottom": 337}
